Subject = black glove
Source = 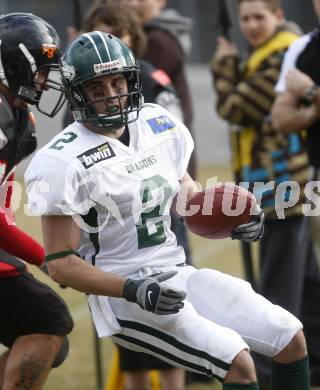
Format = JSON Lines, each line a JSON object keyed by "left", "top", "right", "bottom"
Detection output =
{"left": 123, "top": 271, "right": 186, "bottom": 315}
{"left": 231, "top": 205, "right": 265, "bottom": 243}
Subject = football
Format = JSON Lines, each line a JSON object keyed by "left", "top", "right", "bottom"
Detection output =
{"left": 184, "top": 183, "right": 257, "bottom": 239}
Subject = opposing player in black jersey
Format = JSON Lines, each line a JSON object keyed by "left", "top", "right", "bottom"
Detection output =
{"left": 0, "top": 13, "right": 73, "bottom": 389}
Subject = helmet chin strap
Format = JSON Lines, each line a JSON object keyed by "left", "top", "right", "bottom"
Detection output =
{"left": 86, "top": 120, "right": 125, "bottom": 135}
{"left": 17, "top": 85, "right": 42, "bottom": 104}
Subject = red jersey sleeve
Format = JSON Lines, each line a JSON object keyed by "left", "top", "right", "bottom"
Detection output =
{"left": 0, "top": 173, "right": 44, "bottom": 266}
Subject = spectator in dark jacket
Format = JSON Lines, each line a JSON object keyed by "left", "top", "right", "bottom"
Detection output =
{"left": 118, "top": 0, "right": 197, "bottom": 179}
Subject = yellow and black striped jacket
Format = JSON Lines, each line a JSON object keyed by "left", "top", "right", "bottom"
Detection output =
{"left": 211, "top": 30, "right": 310, "bottom": 220}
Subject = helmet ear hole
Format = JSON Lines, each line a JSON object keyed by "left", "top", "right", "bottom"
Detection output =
{"left": 125, "top": 72, "right": 135, "bottom": 89}
{"left": 6, "top": 59, "right": 33, "bottom": 86}
{"left": 5, "top": 60, "right": 18, "bottom": 76}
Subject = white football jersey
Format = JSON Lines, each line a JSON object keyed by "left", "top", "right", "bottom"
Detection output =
{"left": 25, "top": 104, "right": 194, "bottom": 275}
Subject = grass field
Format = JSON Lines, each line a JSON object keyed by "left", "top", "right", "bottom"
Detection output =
{"left": 7, "top": 165, "right": 319, "bottom": 390}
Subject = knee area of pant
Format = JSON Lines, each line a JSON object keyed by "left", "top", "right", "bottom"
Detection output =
{"left": 52, "top": 337, "right": 69, "bottom": 368}
{"left": 225, "top": 350, "right": 257, "bottom": 384}
{"left": 187, "top": 268, "right": 251, "bottom": 299}
{"left": 274, "top": 329, "right": 307, "bottom": 363}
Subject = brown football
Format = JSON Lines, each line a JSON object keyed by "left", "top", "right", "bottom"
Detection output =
{"left": 184, "top": 183, "right": 256, "bottom": 239}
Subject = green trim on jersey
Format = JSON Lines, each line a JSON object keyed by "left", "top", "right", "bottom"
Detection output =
{"left": 81, "top": 207, "right": 100, "bottom": 266}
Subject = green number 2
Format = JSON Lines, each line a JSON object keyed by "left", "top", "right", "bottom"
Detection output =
{"left": 49, "top": 132, "right": 77, "bottom": 150}
{"left": 136, "top": 175, "right": 172, "bottom": 249}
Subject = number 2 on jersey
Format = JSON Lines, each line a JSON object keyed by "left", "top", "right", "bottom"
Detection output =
{"left": 136, "top": 175, "right": 172, "bottom": 249}
{"left": 49, "top": 132, "right": 77, "bottom": 150}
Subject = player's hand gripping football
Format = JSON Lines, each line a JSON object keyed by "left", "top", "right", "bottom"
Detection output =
{"left": 230, "top": 205, "right": 265, "bottom": 243}
{"left": 123, "top": 271, "right": 186, "bottom": 315}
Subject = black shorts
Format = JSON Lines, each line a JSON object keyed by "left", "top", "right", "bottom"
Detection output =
{"left": 0, "top": 273, "right": 74, "bottom": 348}
{"left": 118, "top": 345, "right": 174, "bottom": 371}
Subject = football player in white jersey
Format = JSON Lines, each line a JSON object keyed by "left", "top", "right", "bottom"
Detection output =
{"left": 25, "top": 32, "right": 310, "bottom": 390}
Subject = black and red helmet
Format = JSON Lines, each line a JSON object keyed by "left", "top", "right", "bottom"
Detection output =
{"left": 0, "top": 12, "right": 64, "bottom": 117}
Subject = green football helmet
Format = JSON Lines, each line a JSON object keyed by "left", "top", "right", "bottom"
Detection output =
{"left": 60, "top": 31, "right": 142, "bottom": 131}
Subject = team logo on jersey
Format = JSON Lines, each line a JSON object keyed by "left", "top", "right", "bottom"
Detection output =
{"left": 147, "top": 115, "right": 176, "bottom": 134}
{"left": 77, "top": 142, "right": 115, "bottom": 168}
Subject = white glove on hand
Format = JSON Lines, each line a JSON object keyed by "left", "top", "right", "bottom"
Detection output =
{"left": 123, "top": 271, "right": 186, "bottom": 315}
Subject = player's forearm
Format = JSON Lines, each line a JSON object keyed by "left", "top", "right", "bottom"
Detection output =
{"left": 47, "top": 254, "right": 126, "bottom": 297}
{"left": 172, "top": 172, "right": 201, "bottom": 218}
{"left": 272, "top": 102, "right": 318, "bottom": 133}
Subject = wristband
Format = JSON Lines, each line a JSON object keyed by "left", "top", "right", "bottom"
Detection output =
{"left": 122, "top": 278, "right": 138, "bottom": 302}
{"left": 45, "top": 250, "right": 75, "bottom": 263}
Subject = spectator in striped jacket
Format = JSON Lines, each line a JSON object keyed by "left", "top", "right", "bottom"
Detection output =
{"left": 211, "top": 0, "right": 320, "bottom": 388}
